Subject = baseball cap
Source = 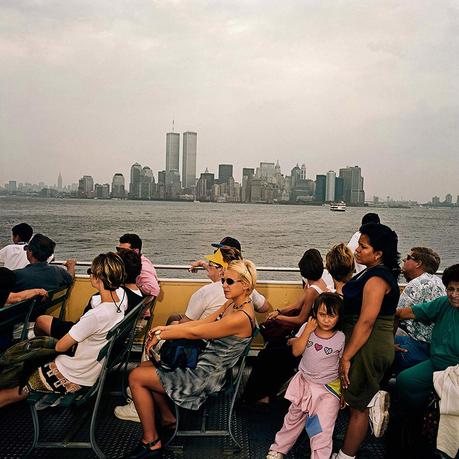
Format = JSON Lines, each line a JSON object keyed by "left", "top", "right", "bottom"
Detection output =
{"left": 211, "top": 237, "right": 241, "bottom": 252}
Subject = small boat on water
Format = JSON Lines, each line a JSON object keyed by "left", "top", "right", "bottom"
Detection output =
{"left": 330, "top": 202, "right": 346, "bottom": 212}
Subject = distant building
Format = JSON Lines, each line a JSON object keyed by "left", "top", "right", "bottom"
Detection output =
{"left": 325, "top": 171, "right": 336, "bottom": 202}
{"left": 218, "top": 164, "right": 233, "bottom": 184}
{"left": 111, "top": 173, "right": 125, "bottom": 198}
{"left": 196, "top": 168, "right": 215, "bottom": 202}
{"left": 257, "top": 162, "right": 275, "bottom": 179}
{"left": 335, "top": 177, "right": 344, "bottom": 202}
{"left": 291, "top": 164, "right": 301, "bottom": 189}
{"left": 166, "top": 132, "right": 180, "bottom": 185}
{"left": 339, "top": 166, "right": 365, "bottom": 205}
{"left": 8, "top": 181, "right": 17, "bottom": 192}
{"left": 129, "top": 163, "right": 142, "bottom": 198}
{"left": 445, "top": 193, "right": 452, "bottom": 204}
{"left": 140, "top": 166, "right": 155, "bottom": 199}
{"left": 300, "top": 164, "right": 307, "bottom": 180}
{"left": 78, "top": 175, "right": 94, "bottom": 198}
{"left": 456, "top": 195, "right": 459, "bottom": 205}
{"left": 432, "top": 196, "right": 440, "bottom": 206}
{"left": 315, "top": 175, "right": 326, "bottom": 202}
{"left": 95, "top": 183, "right": 110, "bottom": 199}
{"left": 182, "top": 132, "right": 197, "bottom": 189}
{"left": 57, "top": 172, "right": 63, "bottom": 192}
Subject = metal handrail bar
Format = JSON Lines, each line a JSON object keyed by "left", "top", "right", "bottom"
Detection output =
{"left": 51, "top": 260, "right": 445, "bottom": 276}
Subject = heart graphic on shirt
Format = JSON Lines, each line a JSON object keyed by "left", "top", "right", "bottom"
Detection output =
{"left": 314, "top": 343, "right": 323, "bottom": 351}
{"left": 307, "top": 340, "right": 313, "bottom": 348}
{"left": 324, "top": 347, "right": 333, "bottom": 355}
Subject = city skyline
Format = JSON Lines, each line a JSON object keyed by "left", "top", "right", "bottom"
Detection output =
{"left": 1, "top": 2, "right": 458, "bottom": 202}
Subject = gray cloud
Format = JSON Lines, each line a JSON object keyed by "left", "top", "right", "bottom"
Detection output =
{"left": 0, "top": 0, "right": 458, "bottom": 201}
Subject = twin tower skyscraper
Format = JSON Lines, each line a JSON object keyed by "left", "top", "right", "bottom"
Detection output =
{"left": 165, "top": 131, "right": 197, "bottom": 189}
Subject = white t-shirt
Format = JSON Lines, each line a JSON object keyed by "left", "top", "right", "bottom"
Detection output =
{"left": 185, "top": 281, "right": 266, "bottom": 320}
{"left": 90, "top": 287, "right": 129, "bottom": 311}
{"left": 55, "top": 301, "right": 124, "bottom": 386}
{"left": 0, "top": 243, "right": 29, "bottom": 270}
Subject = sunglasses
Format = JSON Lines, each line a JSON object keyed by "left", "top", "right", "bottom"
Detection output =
{"left": 209, "top": 261, "right": 223, "bottom": 269}
{"left": 404, "top": 254, "right": 417, "bottom": 262}
{"left": 221, "top": 277, "right": 242, "bottom": 286}
{"left": 87, "top": 268, "right": 93, "bottom": 275}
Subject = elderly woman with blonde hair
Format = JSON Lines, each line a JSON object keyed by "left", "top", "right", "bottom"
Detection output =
{"left": 124, "top": 259, "right": 257, "bottom": 458}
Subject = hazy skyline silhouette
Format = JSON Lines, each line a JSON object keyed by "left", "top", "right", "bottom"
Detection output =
{"left": 1, "top": 0, "right": 458, "bottom": 201}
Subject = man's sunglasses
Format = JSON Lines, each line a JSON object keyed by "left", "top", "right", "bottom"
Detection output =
{"left": 404, "top": 254, "right": 417, "bottom": 262}
{"left": 221, "top": 278, "right": 242, "bottom": 286}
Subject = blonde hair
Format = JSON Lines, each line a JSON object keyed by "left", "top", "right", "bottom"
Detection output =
{"left": 326, "top": 243, "right": 355, "bottom": 282}
{"left": 91, "top": 252, "right": 126, "bottom": 291}
{"left": 227, "top": 259, "right": 257, "bottom": 294}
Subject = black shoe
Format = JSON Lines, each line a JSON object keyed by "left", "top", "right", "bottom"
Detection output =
{"left": 125, "top": 439, "right": 162, "bottom": 458}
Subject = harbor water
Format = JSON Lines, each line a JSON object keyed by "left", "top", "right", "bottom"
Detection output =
{"left": 1, "top": 196, "right": 458, "bottom": 278}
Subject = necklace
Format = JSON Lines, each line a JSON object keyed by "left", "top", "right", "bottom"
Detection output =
{"left": 232, "top": 298, "right": 252, "bottom": 310}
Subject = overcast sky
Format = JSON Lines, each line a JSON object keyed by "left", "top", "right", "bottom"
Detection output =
{"left": 0, "top": 0, "right": 458, "bottom": 202}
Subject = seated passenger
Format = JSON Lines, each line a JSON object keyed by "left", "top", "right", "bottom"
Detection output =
{"left": 0, "top": 267, "right": 47, "bottom": 308}
{"left": 0, "top": 252, "right": 126, "bottom": 407}
{"left": 169, "top": 246, "right": 269, "bottom": 324}
{"left": 243, "top": 249, "right": 329, "bottom": 405}
{"left": 267, "top": 293, "right": 345, "bottom": 459}
{"left": 325, "top": 243, "right": 355, "bottom": 295}
{"left": 12, "top": 234, "right": 75, "bottom": 295}
{"left": 396, "top": 263, "right": 459, "bottom": 409}
{"left": 117, "top": 249, "right": 143, "bottom": 312}
{"left": 117, "top": 234, "right": 159, "bottom": 298}
{"left": 0, "top": 223, "right": 33, "bottom": 270}
{"left": 394, "top": 247, "right": 445, "bottom": 373}
{"left": 122, "top": 260, "right": 257, "bottom": 459}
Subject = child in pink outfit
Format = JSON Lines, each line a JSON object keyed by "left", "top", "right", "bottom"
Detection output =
{"left": 267, "top": 292, "right": 345, "bottom": 459}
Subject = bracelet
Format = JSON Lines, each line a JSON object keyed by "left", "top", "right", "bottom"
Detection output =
{"left": 276, "top": 309, "right": 282, "bottom": 315}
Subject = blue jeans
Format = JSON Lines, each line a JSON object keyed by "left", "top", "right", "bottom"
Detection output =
{"left": 393, "top": 335, "right": 430, "bottom": 373}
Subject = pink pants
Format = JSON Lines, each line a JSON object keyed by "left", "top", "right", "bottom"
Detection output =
{"left": 270, "top": 373, "right": 340, "bottom": 459}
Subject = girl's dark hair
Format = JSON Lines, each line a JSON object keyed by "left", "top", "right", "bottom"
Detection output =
{"left": 312, "top": 292, "right": 343, "bottom": 330}
{"left": 442, "top": 264, "right": 459, "bottom": 287}
{"left": 298, "top": 249, "right": 324, "bottom": 281}
{"left": 359, "top": 223, "right": 401, "bottom": 279}
{"left": 118, "top": 249, "right": 142, "bottom": 284}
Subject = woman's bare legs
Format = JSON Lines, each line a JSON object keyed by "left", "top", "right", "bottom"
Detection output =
{"left": 129, "top": 364, "right": 176, "bottom": 450}
{"left": 341, "top": 407, "right": 369, "bottom": 456}
{"left": 0, "top": 386, "right": 28, "bottom": 408}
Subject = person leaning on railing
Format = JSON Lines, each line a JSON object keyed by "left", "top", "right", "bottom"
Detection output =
{"left": 122, "top": 259, "right": 257, "bottom": 459}
{"left": 0, "top": 252, "right": 126, "bottom": 408}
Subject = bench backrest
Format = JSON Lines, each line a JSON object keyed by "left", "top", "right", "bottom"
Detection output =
{"left": 0, "top": 298, "right": 37, "bottom": 340}
{"left": 44, "top": 286, "right": 71, "bottom": 319}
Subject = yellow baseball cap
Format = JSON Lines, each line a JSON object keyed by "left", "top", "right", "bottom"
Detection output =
{"left": 204, "top": 249, "right": 228, "bottom": 270}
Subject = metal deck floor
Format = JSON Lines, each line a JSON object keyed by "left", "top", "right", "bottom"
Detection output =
{"left": 0, "top": 393, "right": 388, "bottom": 459}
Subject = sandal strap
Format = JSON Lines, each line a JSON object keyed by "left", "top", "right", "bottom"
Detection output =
{"left": 143, "top": 438, "right": 160, "bottom": 448}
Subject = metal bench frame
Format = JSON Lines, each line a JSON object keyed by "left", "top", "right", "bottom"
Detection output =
{"left": 25, "top": 295, "right": 156, "bottom": 458}
{"left": 0, "top": 297, "right": 37, "bottom": 343}
{"left": 166, "top": 331, "right": 257, "bottom": 452}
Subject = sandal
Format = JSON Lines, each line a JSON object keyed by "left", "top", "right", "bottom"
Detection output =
{"left": 125, "top": 438, "right": 162, "bottom": 458}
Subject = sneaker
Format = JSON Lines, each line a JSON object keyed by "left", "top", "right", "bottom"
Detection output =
{"left": 369, "top": 390, "right": 390, "bottom": 438}
{"left": 114, "top": 399, "right": 140, "bottom": 422}
{"left": 266, "top": 451, "right": 284, "bottom": 459}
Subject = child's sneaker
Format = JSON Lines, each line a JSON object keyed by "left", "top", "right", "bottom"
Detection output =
{"left": 266, "top": 451, "right": 284, "bottom": 459}
{"left": 368, "top": 390, "right": 390, "bottom": 438}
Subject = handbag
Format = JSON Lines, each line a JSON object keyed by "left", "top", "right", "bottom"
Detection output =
{"left": 0, "top": 336, "right": 58, "bottom": 389}
{"left": 150, "top": 339, "right": 207, "bottom": 371}
{"left": 259, "top": 309, "right": 300, "bottom": 344}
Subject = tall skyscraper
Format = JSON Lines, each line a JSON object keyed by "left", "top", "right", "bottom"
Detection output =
{"left": 339, "top": 166, "right": 365, "bottom": 205}
{"left": 218, "top": 164, "right": 233, "bottom": 184}
{"left": 78, "top": 175, "right": 94, "bottom": 198}
{"left": 325, "top": 171, "right": 336, "bottom": 202}
{"left": 57, "top": 172, "right": 63, "bottom": 192}
{"left": 300, "top": 164, "right": 307, "bottom": 180}
{"left": 335, "top": 177, "right": 344, "bottom": 202}
{"left": 165, "top": 132, "right": 180, "bottom": 184}
{"left": 182, "top": 132, "right": 197, "bottom": 189}
{"left": 129, "top": 163, "right": 142, "bottom": 198}
{"left": 315, "top": 175, "right": 326, "bottom": 202}
{"left": 111, "top": 173, "right": 125, "bottom": 198}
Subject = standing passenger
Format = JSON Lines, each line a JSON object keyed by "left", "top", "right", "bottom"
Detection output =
{"left": 334, "top": 223, "right": 400, "bottom": 459}
{"left": 267, "top": 293, "right": 345, "bottom": 459}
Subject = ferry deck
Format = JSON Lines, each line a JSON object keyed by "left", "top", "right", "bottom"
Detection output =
{"left": 0, "top": 264, "right": 440, "bottom": 458}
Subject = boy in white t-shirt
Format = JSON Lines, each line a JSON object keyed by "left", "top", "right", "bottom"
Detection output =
{"left": 0, "top": 252, "right": 127, "bottom": 407}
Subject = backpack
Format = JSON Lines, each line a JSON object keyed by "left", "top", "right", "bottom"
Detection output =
{"left": 0, "top": 337, "right": 58, "bottom": 389}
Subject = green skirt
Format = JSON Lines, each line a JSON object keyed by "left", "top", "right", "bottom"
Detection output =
{"left": 343, "top": 315, "right": 394, "bottom": 410}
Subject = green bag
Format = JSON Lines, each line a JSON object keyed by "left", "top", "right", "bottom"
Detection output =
{"left": 0, "top": 336, "right": 58, "bottom": 389}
